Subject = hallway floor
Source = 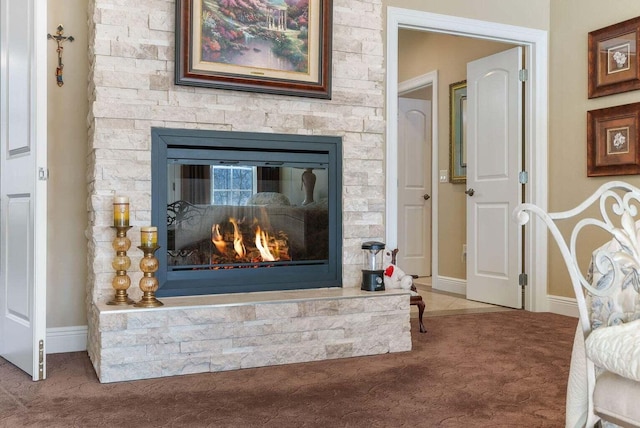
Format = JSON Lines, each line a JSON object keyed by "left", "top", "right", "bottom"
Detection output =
{"left": 411, "top": 277, "right": 514, "bottom": 318}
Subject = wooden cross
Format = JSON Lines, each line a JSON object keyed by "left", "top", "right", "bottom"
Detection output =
{"left": 47, "top": 25, "right": 74, "bottom": 87}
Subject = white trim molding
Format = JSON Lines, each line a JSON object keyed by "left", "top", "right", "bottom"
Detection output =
{"left": 547, "top": 295, "right": 579, "bottom": 318}
{"left": 46, "top": 326, "right": 88, "bottom": 354}
{"left": 434, "top": 276, "right": 466, "bottom": 296}
{"left": 394, "top": 70, "right": 439, "bottom": 288}
{"left": 386, "top": 7, "right": 549, "bottom": 312}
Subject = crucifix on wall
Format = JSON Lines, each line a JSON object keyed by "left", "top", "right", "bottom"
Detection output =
{"left": 47, "top": 25, "right": 74, "bottom": 87}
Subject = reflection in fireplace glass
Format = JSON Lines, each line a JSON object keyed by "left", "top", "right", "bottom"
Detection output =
{"left": 167, "top": 163, "right": 329, "bottom": 271}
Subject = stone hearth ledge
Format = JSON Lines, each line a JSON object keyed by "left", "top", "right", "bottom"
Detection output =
{"left": 88, "top": 288, "right": 412, "bottom": 383}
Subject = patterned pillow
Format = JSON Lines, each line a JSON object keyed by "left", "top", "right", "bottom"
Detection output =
{"left": 587, "top": 221, "right": 640, "bottom": 330}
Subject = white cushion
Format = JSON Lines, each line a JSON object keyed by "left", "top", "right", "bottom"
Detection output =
{"left": 586, "top": 319, "right": 640, "bottom": 381}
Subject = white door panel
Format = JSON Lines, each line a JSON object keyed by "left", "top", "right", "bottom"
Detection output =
{"left": 398, "top": 97, "right": 431, "bottom": 276}
{"left": 7, "top": 197, "right": 32, "bottom": 316}
{"left": 475, "top": 203, "right": 508, "bottom": 277}
{"left": 476, "top": 72, "right": 510, "bottom": 179}
{"left": 403, "top": 206, "right": 424, "bottom": 255}
{"left": 466, "top": 47, "right": 522, "bottom": 308}
{"left": 0, "top": 0, "right": 47, "bottom": 380}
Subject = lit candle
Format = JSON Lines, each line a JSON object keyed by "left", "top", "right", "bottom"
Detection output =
{"left": 113, "top": 196, "right": 130, "bottom": 227}
{"left": 141, "top": 226, "right": 158, "bottom": 248}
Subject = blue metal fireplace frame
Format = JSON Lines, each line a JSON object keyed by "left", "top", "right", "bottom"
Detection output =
{"left": 151, "top": 127, "right": 343, "bottom": 297}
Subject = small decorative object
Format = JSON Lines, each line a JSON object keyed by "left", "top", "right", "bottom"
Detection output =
{"left": 382, "top": 248, "right": 414, "bottom": 291}
{"left": 361, "top": 241, "right": 385, "bottom": 292}
{"left": 449, "top": 80, "right": 467, "bottom": 183}
{"left": 135, "top": 227, "right": 163, "bottom": 308}
{"left": 47, "top": 25, "right": 74, "bottom": 87}
{"left": 589, "top": 17, "right": 640, "bottom": 98}
{"left": 113, "top": 196, "right": 129, "bottom": 227}
{"left": 175, "top": 0, "right": 333, "bottom": 98}
{"left": 301, "top": 168, "right": 316, "bottom": 205}
{"left": 109, "top": 196, "right": 134, "bottom": 305}
{"left": 587, "top": 102, "right": 640, "bottom": 177}
{"left": 140, "top": 226, "right": 158, "bottom": 247}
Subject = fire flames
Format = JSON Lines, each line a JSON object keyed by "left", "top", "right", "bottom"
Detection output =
{"left": 211, "top": 224, "right": 225, "bottom": 253}
{"left": 210, "top": 217, "right": 289, "bottom": 264}
{"left": 255, "top": 226, "right": 276, "bottom": 261}
{"left": 229, "top": 217, "right": 246, "bottom": 258}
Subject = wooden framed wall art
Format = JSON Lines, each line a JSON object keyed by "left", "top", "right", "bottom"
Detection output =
{"left": 449, "top": 80, "right": 467, "bottom": 183}
{"left": 587, "top": 102, "right": 640, "bottom": 176}
{"left": 588, "top": 16, "right": 640, "bottom": 98}
{"left": 175, "top": 0, "right": 333, "bottom": 99}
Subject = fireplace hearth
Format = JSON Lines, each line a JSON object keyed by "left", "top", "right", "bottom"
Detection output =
{"left": 151, "top": 128, "right": 343, "bottom": 297}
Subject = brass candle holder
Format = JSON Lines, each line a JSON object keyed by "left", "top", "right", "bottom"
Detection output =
{"left": 134, "top": 245, "right": 163, "bottom": 308}
{"left": 108, "top": 226, "right": 135, "bottom": 305}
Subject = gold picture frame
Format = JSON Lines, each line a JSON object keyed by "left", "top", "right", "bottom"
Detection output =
{"left": 175, "top": 0, "right": 333, "bottom": 99}
{"left": 449, "top": 80, "right": 467, "bottom": 183}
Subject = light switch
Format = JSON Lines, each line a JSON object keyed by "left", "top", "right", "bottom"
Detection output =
{"left": 439, "top": 170, "right": 448, "bottom": 183}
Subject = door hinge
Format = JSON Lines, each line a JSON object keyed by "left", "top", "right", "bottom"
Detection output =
{"left": 38, "top": 339, "right": 44, "bottom": 380}
{"left": 519, "top": 69, "right": 528, "bottom": 82}
{"left": 519, "top": 171, "right": 528, "bottom": 184}
{"left": 38, "top": 168, "right": 49, "bottom": 181}
{"left": 519, "top": 273, "right": 528, "bottom": 287}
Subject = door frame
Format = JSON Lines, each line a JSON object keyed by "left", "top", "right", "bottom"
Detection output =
{"left": 385, "top": 8, "right": 549, "bottom": 312}
{"left": 397, "top": 71, "right": 437, "bottom": 280}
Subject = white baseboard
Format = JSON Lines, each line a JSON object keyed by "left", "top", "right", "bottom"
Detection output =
{"left": 434, "top": 276, "right": 466, "bottom": 295}
{"left": 433, "top": 277, "right": 579, "bottom": 318}
{"left": 547, "top": 295, "right": 578, "bottom": 318}
{"left": 46, "top": 326, "right": 88, "bottom": 354}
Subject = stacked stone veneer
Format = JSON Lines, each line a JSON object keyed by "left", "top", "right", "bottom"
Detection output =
{"left": 86, "top": 0, "right": 395, "bottom": 381}
{"left": 90, "top": 290, "right": 411, "bottom": 383}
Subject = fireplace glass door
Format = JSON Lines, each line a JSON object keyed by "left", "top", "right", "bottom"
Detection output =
{"left": 167, "top": 162, "right": 329, "bottom": 270}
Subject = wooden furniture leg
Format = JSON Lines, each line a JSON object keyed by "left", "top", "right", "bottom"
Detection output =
{"left": 410, "top": 295, "right": 426, "bottom": 333}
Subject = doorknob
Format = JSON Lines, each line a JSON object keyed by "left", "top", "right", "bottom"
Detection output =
{"left": 465, "top": 188, "right": 475, "bottom": 197}
{"left": 423, "top": 194, "right": 430, "bottom": 200}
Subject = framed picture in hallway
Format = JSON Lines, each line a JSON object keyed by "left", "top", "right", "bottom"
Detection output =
{"left": 175, "top": 0, "right": 333, "bottom": 99}
{"left": 589, "top": 16, "right": 640, "bottom": 98}
{"left": 449, "top": 80, "right": 467, "bottom": 183}
{"left": 587, "top": 102, "right": 640, "bottom": 176}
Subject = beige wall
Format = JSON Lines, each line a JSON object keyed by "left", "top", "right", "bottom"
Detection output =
{"left": 398, "top": 30, "right": 512, "bottom": 279}
{"left": 44, "top": 0, "right": 640, "bottom": 330}
{"left": 47, "top": 0, "right": 88, "bottom": 327}
{"left": 385, "top": 0, "right": 550, "bottom": 31}
{"left": 548, "top": 1, "right": 640, "bottom": 297}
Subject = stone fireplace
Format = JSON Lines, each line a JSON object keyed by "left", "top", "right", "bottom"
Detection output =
{"left": 86, "top": 0, "right": 411, "bottom": 383}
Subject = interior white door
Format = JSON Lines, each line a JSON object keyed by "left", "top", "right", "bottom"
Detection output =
{"left": 0, "top": 0, "right": 48, "bottom": 380}
{"left": 466, "top": 47, "right": 523, "bottom": 308}
{"left": 397, "top": 97, "right": 432, "bottom": 276}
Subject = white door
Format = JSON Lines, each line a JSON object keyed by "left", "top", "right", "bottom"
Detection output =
{"left": 466, "top": 47, "right": 523, "bottom": 308}
{"left": 397, "top": 96, "right": 432, "bottom": 276}
{"left": 0, "top": 0, "right": 48, "bottom": 380}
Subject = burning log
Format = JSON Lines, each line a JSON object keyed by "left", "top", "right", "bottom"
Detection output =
{"left": 208, "top": 217, "right": 291, "bottom": 265}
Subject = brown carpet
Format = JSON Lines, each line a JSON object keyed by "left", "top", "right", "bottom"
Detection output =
{"left": 0, "top": 311, "right": 575, "bottom": 427}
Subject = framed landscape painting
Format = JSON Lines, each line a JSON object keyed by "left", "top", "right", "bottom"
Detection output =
{"left": 587, "top": 102, "right": 640, "bottom": 176}
{"left": 449, "top": 80, "right": 467, "bottom": 183}
{"left": 175, "top": 0, "right": 333, "bottom": 99}
{"left": 588, "top": 16, "right": 640, "bottom": 98}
